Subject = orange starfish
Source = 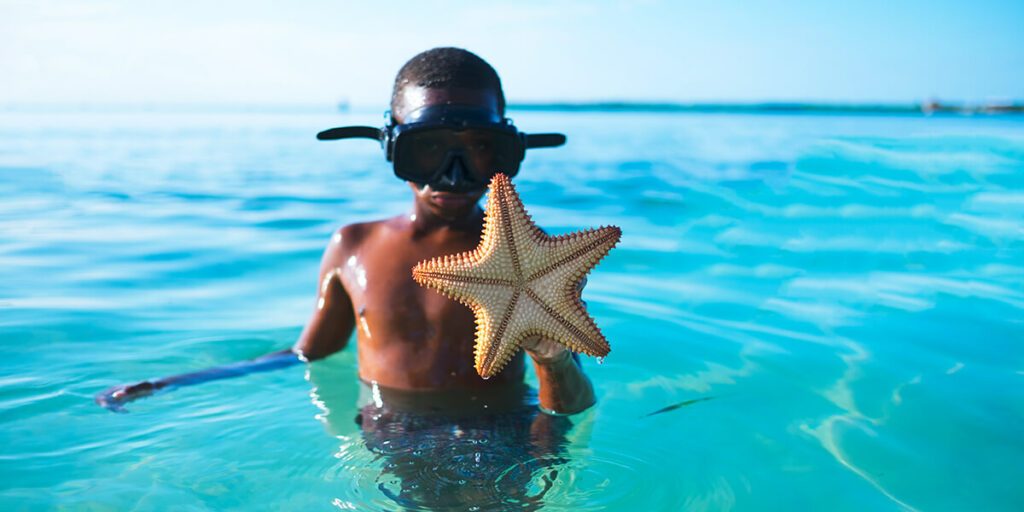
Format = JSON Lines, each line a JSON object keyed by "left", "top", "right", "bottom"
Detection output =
{"left": 412, "top": 173, "right": 621, "bottom": 378}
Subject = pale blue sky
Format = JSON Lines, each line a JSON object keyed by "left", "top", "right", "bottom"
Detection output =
{"left": 2, "top": 0, "right": 1021, "bottom": 106}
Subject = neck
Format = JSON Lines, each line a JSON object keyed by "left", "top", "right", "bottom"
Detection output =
{"left": 410, "top": 201, "right": 484, "bottom": 234}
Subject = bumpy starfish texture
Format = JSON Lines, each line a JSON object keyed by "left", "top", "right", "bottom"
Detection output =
{"left": 412, "top": 173, "right": 621, "bottom": 378}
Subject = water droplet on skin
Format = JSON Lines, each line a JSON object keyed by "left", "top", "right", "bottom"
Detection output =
{"left": 597, "top": 357, "right": 605, "bottom": 365}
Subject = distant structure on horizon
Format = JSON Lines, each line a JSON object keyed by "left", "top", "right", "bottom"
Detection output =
{"left": 921, "top": 99, "right": 1023, "bottom": 115}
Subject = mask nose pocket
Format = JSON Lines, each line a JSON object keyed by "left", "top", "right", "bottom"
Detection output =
{"left": 434, "top": 155, "right": 478, "bottom": 192}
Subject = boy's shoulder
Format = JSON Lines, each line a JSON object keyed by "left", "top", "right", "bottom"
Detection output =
{"left": 327, "top": 215, "right": 410, "bottom": 254}
{"left": 319, "top": 216, "right": 407, "bottom": 271}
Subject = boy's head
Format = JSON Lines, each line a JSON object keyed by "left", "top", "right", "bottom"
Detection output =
{"left": 390, "top": 48, "right": 507, "bottom": 221}
{"left": 316, "top": 47, "right": 564, "bottom": 222}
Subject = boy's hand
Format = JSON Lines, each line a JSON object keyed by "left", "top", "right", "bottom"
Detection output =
{"left": 95, "top": 380, "right": 162, "bottom": 412}
{"left": 522, "top": 335, "right": 572, "bottom": 366}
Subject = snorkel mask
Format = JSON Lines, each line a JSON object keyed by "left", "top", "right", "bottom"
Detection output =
{"left": 317, "top": 105, "right": 566, "bottom": 193}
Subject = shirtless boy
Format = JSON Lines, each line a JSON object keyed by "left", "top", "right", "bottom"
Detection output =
{"left": 97, "top": 47, "right": 595, "bottom": 416}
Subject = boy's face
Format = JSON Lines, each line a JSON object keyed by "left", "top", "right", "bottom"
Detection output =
{"left": 394, "top": 86, "right": 501, "bottom": 222}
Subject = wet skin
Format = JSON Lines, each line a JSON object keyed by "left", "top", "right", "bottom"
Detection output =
{"left": 96, "top": 86, "right": 595, "bottom": 415}
{"left": 295, "top": 86, "right": 595, "bottom": 412}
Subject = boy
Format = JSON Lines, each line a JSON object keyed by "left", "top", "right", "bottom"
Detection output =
{"left": 98, "top": 48, "right": 596, "bottom": 416}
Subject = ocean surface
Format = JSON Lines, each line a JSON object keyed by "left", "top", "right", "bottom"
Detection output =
{"left": 1, "top": 108, "right": 1022, "bottom": 511}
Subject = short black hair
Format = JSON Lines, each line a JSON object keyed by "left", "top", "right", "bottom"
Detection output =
{"left": 391, "top": 47, "right": 506, "bottom": 115}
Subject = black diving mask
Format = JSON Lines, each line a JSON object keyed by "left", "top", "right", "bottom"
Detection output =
{"left": 316, "top": 105, "right": 566, "bottom": 192}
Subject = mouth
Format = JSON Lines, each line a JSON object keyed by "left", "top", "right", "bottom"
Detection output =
{"left": 430, "top": 190, "right": 479, "bottom": 208}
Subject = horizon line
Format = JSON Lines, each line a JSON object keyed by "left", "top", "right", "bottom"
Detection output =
{"left": 3, "top": 99, "right": 1022, "bottom": 116}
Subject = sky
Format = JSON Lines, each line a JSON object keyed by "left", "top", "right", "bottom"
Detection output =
{"left": 2, "top": 0, "right": 1022, "bottom": 107}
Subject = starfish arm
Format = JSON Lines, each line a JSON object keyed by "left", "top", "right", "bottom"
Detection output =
{"left": 476, "top": 293, "right": 591, "bottom": 378}
{"left": 484, "top": 173, "right": 543, "bottom": 281}
{"left": 411, "top": 267, "right": 513, "bottom": 300}
{"left": 522, "top": 287, "right": 611, "bottom": 357}
{"left": 411, "top": 246, "right": 519, "bottom": 303}
{"left": 525, "top": 225, "right": 621, "bottom": 282}
{"left": 521, "top": 225, "right": 620, "bottom": 356}
{"left": 473, "top": 289, "right": 524, "bottom": 377}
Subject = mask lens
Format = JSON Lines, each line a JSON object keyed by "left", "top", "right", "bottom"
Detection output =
{"left": 410, "top": 130, "right": 454, "bottom": 175}
{"left": 394, "top": 128, "right": 453, "bottom": 181}
{"left": 395, "top": 127, "right": 520, "bottom": 182}
{"left": 458, "top": 129, "right": 518, "bottom": 180}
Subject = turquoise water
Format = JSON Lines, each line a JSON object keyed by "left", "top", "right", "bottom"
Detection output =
{"left": 1, "top": 109, "right": 1022, "bottom": 510}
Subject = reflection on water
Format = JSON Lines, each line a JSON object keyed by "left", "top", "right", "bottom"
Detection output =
{"left": 308, "top": 370, "right": 575, "bottom": 510}
{"left": 358, "top": 399, "right": 569, "bottom": 510}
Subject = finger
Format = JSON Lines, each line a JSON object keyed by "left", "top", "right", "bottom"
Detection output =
{"left": 95, "top": 381, "right": 156, "bottom": 412}
{"left": 577, "top": 276, "right": 588, "bottom": 293}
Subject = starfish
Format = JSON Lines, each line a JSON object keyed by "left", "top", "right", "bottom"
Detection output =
{"left": 412, "top": 173, "right": 621, "bottom": 378}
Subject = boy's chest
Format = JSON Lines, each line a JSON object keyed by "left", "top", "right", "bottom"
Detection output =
{"left": 342, "top": 236, "right": 480, "bottom": 344}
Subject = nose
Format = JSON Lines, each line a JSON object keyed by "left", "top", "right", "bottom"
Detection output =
{"left": 435, "top": 155, "right": 474, "bottom": 191}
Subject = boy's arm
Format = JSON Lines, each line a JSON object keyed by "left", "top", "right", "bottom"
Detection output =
{"left": 96, "top": 233, "right": 357, "bottom": 412}
{"left": 292, "top": 227, "right": 358, "bottom": 359}
{"left": 95, "top": 349, "right": 303, "bottom": 412}
{"left": 292, "top": 262, "right": 356, "bottom": 361}
{"left": 523, "top": 339, "right": 596, "bottom": 415}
